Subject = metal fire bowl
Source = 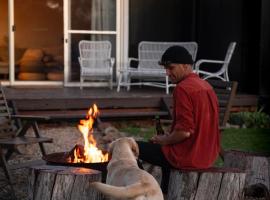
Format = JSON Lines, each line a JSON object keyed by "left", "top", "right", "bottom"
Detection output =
{"left": 43, "top": 152, "right": 108, "bottom": 172}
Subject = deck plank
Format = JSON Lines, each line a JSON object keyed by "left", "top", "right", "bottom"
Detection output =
{"left": 3, "top": 86, "right": 258, "bottom": 119}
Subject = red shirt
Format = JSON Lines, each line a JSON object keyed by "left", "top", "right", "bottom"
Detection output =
{"left": 162, "top": 73, "right": 220, "bottom": 169}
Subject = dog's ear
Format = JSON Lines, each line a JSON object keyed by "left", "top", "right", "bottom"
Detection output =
{"left": 128, "top": 137, "right": 139, "bottom": 158}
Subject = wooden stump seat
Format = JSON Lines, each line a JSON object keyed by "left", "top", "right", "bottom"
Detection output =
{"left": 224, "top": 150, "right": 270, "bottom": 198}
{"left": 167, "top": 167, "right": 246, "bottom": 200}
{"left": 28, "top": 165, "right": 103, "bottom": 200}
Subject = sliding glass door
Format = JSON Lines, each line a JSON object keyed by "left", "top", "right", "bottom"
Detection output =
{"left": 1, "top": 0, "right": 64, "bottom": 85}
{"left": 3, "top": 0, "right": 127, "bottom": 86}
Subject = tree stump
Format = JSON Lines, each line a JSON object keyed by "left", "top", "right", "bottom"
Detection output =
{"left": 224, "top": 150, "right": 270, "bottom": 198}
{"left": 167, "top": 167, "right": 246, "bottom": 200}
{"left": 28, "top": 165, "right": 103, "bottom": 200}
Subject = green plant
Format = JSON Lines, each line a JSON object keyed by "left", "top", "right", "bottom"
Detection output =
{"left": 119, "top": 126, "right": 155, "bottom": 141}
{"left": 229, "top": 108, "right": 270, "bottom": 128}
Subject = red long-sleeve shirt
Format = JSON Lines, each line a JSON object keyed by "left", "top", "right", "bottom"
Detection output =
{"left": 162, "top": 73, "right": 220, "bottom": 169}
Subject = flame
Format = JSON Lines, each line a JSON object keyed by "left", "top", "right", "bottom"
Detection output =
{"left": 75, "top": 104, "right": 108, "bottom": 163}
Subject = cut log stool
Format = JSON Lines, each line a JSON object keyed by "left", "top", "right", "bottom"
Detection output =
{"left": 167, "top": 167, "right": 246, "bottom": 200}
{"left": 224, "top": 150, "right": 270, "bottom": 198}
{"left": 28, "top": 165, "right": 103, "bottom": 200}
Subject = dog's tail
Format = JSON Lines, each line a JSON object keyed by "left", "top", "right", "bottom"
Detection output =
{"left": 90, "top": 181, "right": 152, "bottom": 199}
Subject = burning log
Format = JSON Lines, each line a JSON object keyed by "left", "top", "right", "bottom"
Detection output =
{"left": 28, "top": 165, "right": 104, "bottom": 200}
{"left": 63, "top": 143, "right": 108, "bottom": 164}
{"left": 65, "top": 144, "right": 85, "bottom": 162}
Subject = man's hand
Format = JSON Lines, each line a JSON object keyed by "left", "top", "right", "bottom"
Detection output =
{"left": 150, "top": 134, "right": 169, "bottom": 145}
{"left": 150, "top": 130, "right": 191, "bottom": 146}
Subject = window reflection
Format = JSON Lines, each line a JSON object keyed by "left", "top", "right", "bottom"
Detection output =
{"left": 14, "top": 0, "right": 63, "bottom": 81}
{"left": 71, "top": 0, "right": 116, "bottom": 31}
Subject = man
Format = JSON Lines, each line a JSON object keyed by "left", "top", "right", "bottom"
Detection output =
{"left": 137, "top": 45, "right": 220, "bottom": 193}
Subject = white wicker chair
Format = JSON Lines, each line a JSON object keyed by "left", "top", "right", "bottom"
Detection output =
{"left": 117, "top": 41, "right": 198, "bottom": 94}
{"left": 195, "top": 42, "right": 236, "bottom": 81}
{"left": 78, "top": 40, "right": 115, "bottom": 89}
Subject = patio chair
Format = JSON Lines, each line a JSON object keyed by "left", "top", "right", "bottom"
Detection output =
{"left": 0, "top": 83, "right": 52, "bottom": 196}
{"left": 117, "top": 41, "right": 198, "bottom": 94}
{"left": 78, "top": 40, "right": 115, "bottom": 89}
{"left": 195, "top": 42, "right": 236, "bottom": 81}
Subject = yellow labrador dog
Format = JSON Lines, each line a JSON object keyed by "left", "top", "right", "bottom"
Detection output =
{"left": 90, "top": 137, "right": 164, "bottom": 200}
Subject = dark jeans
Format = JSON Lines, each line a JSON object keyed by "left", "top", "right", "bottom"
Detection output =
{"left": 137, "top": 141, "right": 173, "bottom": 193}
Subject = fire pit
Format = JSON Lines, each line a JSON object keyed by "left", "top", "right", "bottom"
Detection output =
{"left": 43, "top": 152, "right": 108, "bottom": 171}
{"left": 43, "top": 152, "right": 108, "bottom": 182}
{"left": 43, "top": 104, "right": 109, "bottom": 182}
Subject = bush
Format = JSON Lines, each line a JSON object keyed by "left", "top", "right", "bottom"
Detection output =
{"left": 229, "top": 108, "right": 270, "bottom": 128}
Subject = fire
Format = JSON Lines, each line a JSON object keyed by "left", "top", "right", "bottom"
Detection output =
{"left": 74, "top": 104, "right": 108, "bottom": 163}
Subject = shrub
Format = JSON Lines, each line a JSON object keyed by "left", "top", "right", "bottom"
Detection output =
{"left": 229, "top": 108, "right": 270, "bottom": 128}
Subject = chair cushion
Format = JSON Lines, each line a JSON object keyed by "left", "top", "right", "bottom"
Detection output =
{"left": 47, "top": 72, "right": 64, "bottom": 81}
{"left": 17, "top": 72, "right": 46, "bottom": 80}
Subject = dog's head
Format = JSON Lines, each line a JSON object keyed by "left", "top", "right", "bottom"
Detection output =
{"left": 102, "top": 127, "right": 124, "bottom": 143}
{"left": 94, "top": 126, "right": 124, "bottom": 152}
{"left": 108, "top": 137, "right": 139, "bottom": 158}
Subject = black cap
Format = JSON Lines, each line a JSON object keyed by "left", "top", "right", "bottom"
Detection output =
{"left": 159, "top": 46, "right": 194, "bottom": 66}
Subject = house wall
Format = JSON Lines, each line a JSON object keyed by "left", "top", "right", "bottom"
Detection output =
{"left": 258, "top": 0, "right": 270, "bottom": 113}
{"left": 260, "top": 0, "right": 270, "bottom": 96}
{"left": 129, "top": 0, "right": 195, "bottom": 57}
{"left": 129, "top": 0, "right": 268, "bottom": 96}
{"left": 195, "top": 0, "right": 261, "bottom": 94}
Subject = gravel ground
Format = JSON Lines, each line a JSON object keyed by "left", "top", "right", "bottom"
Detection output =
{"left": 0, "top": 123, "right": 83, "bottom": 200}
{"left": 0, "top": 123, "right": 162, "bottom": 200}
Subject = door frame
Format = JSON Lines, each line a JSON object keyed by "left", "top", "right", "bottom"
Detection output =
{"left": 64, "top": 0, "right": 129, "bottom": 87}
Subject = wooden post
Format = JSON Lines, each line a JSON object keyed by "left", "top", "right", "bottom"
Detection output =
{"left": 224, "top": 150, "right": 270, "bottom": 197}
{"left": 167, "top": 168, "right": 246, "bottom": 200}
{"left": 28, "top": 165, "right": 103, "bottom": 200}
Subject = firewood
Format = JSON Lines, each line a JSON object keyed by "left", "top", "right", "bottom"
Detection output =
{"left": 64, "top": 144, "right": 84, "bottom": 161}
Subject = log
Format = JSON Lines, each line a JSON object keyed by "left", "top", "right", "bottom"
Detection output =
{"left": 167, "top": 168, "right": 246, "bottom": 200}
{"left": 28, "top": 165, "right": 103, "bottom": 200}
{"left": 224, "top": 150, "right": 270, "bottom": 198}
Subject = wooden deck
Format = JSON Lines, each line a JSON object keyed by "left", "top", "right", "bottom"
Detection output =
{"left": 3, "top": 86, "right": 258, "bottom": 121}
